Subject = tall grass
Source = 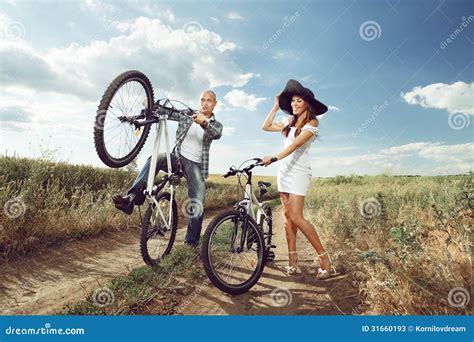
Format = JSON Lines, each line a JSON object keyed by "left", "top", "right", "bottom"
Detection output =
{"left": 304, "top": 173, "right": 472, "bottom": 315}
{"left": 0, "top": 156, "right": 278, "bottom": 259}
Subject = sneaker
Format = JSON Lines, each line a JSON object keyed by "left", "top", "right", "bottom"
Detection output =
{"left": 112, "top": 194, "right": 135, "bottom": 215}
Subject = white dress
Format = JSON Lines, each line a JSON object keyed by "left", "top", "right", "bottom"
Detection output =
{"left": 277, "top": 116, "right": 319, "bottom": 196}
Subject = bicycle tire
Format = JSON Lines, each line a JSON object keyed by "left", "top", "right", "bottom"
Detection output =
{"left": 140, "top": 192, "right": 178, "bottom": 265}
{"left": 201, "top": 209, "right": 265, "bottom": 295}
{"left": 94, "top": 70, "right": 154, "bottom": 168}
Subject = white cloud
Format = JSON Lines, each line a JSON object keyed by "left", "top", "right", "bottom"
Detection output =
{"left": 161, "top": 9, "right": 175, "bottom": 22}
{"left": 216, "top": 41, "right": 237, "bottom": 53}
{"left": 328, "top": 105, "right": 340, "bottom": 112}
{"left": 417, "top": 143, "right": 474, "bottom": 162}
{"left": 312, "top": 141, "right": 473, "bottom": 176}
{"left": 381, "top": 141, "right": 473, "bottom": 163}
{"left": 210, "top": 17, "right": 220, "bottom": 24}
{"left": 381, "top": 142, "right": 438, "bottom": 155}
{"left": 1, "top": 17, "right": 253, "bottom": 104}
{"left": 223, "top": 126, "right": 236, "bottom": 136}
{"left": 272, "top": 50, "right": 297, "bottom": 60}
{"left": 401, "top": 81, "right": 474, "bottom": 115}
{"left": 227, "top": 12, "right": 244, "bottom": 20}
{"left": 79, "top": 0, "right": 116, "bottom": 16}
{"left": 224, "top": 89, "right": 266, "bottom": 112}
{"left": 0, "top": 86, "right": 93, "bottom": 138}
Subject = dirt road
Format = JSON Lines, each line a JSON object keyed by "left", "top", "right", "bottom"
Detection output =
{"left": 179, "top": 206, "right": 359, "bottom": 315}
{"left": 0, "top": 206, "right": 359, "bottom": 315}
{"left": 0, "top": 211, "right": 216, "bottom": 315}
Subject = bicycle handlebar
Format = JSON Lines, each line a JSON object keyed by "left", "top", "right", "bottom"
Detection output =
{"left": 133, "top": 101, "right": 194, "bottom": 128}
{"left": 223, "top": 158, "right": 264, "bottom": 178}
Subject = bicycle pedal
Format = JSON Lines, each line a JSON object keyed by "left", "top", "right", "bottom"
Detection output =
{"left": 269, "top": 245, "right": 276, "bottom": 249}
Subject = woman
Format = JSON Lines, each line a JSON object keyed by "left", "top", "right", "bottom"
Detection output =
{"left": 261, "top": 79, "right": 336, "bottom": 279}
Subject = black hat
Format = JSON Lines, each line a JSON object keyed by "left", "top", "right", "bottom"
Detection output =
{"left": 278, "top": 79, "right": 328, "bottom": 116}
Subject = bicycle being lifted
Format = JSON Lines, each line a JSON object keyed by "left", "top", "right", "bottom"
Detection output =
{"left": 93, "top": 70, "right": 195, "bottom": 266}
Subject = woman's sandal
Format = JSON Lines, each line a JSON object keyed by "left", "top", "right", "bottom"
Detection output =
{"left": 284, "top": 251, "right": 299, "bottom": 275}
{"left": 316, "top": 251, "right": 338, "bottom": 280}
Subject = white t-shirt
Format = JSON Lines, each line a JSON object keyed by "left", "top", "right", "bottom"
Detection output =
{"left": 180, "top": 121, "right": 205, "bottom": 163}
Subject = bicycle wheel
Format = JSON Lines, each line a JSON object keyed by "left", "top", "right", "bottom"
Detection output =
{"left": 258, "top": 204, "right": 274, "bottom": 262}
{"left": 94, "top": 70, "right": 154, "bottom": 168}
{"left": 201, "top": 210, "right": 265, "bottom": 295}
{"left": 140, "top": 192, "right": 178, "bottom": 265}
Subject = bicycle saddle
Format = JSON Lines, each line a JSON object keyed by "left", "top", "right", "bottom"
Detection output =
{"left": 258, "top": 181, "right": 271, "bottom": 188}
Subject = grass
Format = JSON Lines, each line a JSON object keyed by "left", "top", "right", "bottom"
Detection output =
{"left": 3, "top": 155, "right": 471, "bottom": 315}
{"left": 0, "top": 156, "right": 279, "bottom": 259}
{"left": 303, "top": 173, "right": 472, "bottom": 315}
{"left": 60, "top": 245, "right": 205, "bottom": 315}
{"left": 63, "top": 173, "right": 471, "bottom": 316}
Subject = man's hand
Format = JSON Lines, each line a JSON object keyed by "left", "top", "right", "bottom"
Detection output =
{"left": 193, "top": 112, "right": 208, "bottom": 124}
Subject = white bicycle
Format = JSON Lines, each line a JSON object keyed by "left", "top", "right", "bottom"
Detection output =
{"left": 201, "top": 158, "right": 275, "bottom": 295}
{"left": 93, "top": 70, "right": 193, "bottom": 265}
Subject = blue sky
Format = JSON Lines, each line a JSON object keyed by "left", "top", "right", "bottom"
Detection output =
{"left": 0, "top": 0, "right": 472, "bottom": 177}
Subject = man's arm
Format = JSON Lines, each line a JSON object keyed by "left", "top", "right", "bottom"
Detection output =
{"left": 204, "top": 119, "right": 223, "bottom": 140}
{"left": 165, "top": 107, "right": 191, "bottom": 122}
{"left": 194, "top": 113, "right": 223, "bottom": 140}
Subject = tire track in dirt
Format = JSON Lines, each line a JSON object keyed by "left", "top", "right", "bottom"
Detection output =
{"left": 0, "top": 211, "right": 217, "bottom": 315}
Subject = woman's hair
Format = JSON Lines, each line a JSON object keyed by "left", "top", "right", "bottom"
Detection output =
{"left": 282, "top": 102, "right": 317, "bottom": 138}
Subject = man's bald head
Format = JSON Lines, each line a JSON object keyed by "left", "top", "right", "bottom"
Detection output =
{"left": 201, "top": 90, "right": 217, "bottom": 101}
{"left": 199, "top": 90, "right": 217, "bottom": 116}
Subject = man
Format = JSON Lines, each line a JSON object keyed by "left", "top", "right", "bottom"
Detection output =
{"left": 113, "top": 90, "right": 223, "bottom": 247}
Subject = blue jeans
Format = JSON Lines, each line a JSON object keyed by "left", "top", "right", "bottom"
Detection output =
{"left": 128, "top": 153, "right": 206, "bottom": 246}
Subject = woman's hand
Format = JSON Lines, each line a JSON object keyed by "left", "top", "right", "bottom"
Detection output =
{"left": 262, "top": 156, "right": 278, "bottom": 166}
{"left": 273, "top": 94, "right": 280, "bottom": 109}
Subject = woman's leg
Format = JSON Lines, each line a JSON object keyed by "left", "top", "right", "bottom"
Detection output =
{"left": 280, "top": 192, "right": 298, "bottom": 268}
{"left": 287, "top": 193, "right": 332, "bottom": 272}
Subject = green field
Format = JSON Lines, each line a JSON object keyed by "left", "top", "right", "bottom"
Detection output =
{"left": 302, "top": 173, "right": 471, "bottom": 315}
{"left": 1, "top": 156, "right": 471, "bottom": 315}
{"left": 0, "top": 156, "right": 278, "bottom": 259}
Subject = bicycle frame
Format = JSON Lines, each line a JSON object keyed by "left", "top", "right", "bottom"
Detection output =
{"left": 226, "top": 163, "right": 271, "bottom": 254}
{"left": 239, "top": 174, "right": 270, "bottom": 227}
{"left": 142, "top": 108, "right": 175, "bottom": 231}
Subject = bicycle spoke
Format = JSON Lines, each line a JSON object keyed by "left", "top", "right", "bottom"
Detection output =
{"left": 207, "top": 216, "right": 262, "bottom": 287}
{"left": 143, "top": 196, "right": 174, "bottom": 264}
